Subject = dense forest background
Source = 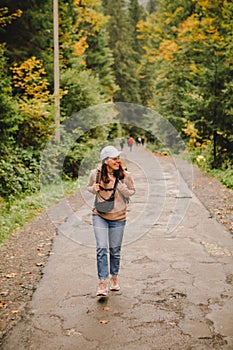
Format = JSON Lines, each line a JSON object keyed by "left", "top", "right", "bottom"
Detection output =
{"left": 0, "top": 0, "right": 233, "bottom": 208}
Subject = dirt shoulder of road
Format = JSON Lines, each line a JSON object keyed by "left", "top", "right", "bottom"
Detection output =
{"left": 187, "top": 161, "right": 232, "bottom": 234}
{"left": 0, "top": 159, "right": 232, "bottom": 341}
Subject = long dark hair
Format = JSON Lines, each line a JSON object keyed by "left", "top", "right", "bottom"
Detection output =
{"left": 100, "top": 163, "right": 125, "bottom": 183}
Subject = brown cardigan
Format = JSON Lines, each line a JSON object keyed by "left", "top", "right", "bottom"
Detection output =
{"left": 87, "top": 168, "right": 136, "bottom": 221}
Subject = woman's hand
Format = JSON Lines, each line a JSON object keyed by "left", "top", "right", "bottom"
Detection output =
{"left": 123, "top": 171, "right": 128, "bottom": 178}
{"left": 94, "top": 183, "right": 100, "bottom": 192}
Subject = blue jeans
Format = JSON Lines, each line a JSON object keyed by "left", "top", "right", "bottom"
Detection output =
{"left": 92, "top": 214, "right": 126, "bottom": 280}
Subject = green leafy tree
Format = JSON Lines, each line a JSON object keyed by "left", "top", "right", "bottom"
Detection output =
{"left": 0, "top": 47, "right": 41, "bottom": 199}
{"left": 146, "top": 0, "right": 157, "bottom": 14}
{"left": 138, "top": 0, "right": 233, "bottom": 166}
{"left": 11, "top": 56, "right": 54, "bottom": 149}
{"left": 104, "top": 0, "right": 141, "bottom": 103}
{"left": 85, "top": 27, "right": 119, "bottom": 99}
{"left": 60, "top": 63, "right": 106, "bottom": 117}
{"left": 0, "top": 45, "right": 22, "bottom": 147}
{"left": 0, "top": 0, "right": 53, "bottom": 66}
{"left": 128, "top": 0, "right": 145, "bottom": 55}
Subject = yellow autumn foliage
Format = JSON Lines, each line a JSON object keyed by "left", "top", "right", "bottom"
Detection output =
{"left": 0, "top": 7, "right": 22, "bottom": 27}
{"left": 74, "top": 36, "right": 89, "bottom": 57}
{"left": 10, "top": 56, "right": 54, "bottom": 142}
{"left": 72, "top": 0, "right": 108, "bottom": 57}
{"left": 194, "top": 0, "right": 224, "bottom": 11}
{"left": 137, "top": 15, "right": 162, "bottom": 63}
{"left": 182, "top": 121, "right": 199, "bottom": 149}
{"left": 11, "top": 57, "right": 49, "bottom": 102}
{"left": 157, "top": 40, "right": 179, "bottom": 62}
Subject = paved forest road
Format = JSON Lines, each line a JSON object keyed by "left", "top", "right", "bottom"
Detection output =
{"left": 1, "top": 148, "right": 233, "bottom": 350}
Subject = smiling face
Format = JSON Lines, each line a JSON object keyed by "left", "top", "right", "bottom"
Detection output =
{"left": 105, "top": 156, "right": 121, "bottom": 173}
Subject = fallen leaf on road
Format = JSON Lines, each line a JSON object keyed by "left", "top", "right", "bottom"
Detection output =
{"left": 11, "top": 310, "right": 19, "bottom": 315}
{"left": 64, "top": 329, "right": 82, "bottom": 336}
{"left": 5, "top": 273, "right": 17, "bottom": 278}
{"left": 103, "top": 306, "right": 110, "bottom": 311}
{"left": 0, "top": 301, "right": 6, "bottom": 307}
{"left": 0, "top": 291, "right": 9, "bottom": 296}
{"left": 100, "top": 319, "right": 109, "bottom": 324}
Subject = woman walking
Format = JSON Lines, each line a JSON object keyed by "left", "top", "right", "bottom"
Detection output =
{"left": 87, "top": 146, "right": 135, "bottom": 296}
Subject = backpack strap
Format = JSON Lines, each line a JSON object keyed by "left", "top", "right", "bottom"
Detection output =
{"left": 96, "top": 169, "right": 101, "bottom": 184}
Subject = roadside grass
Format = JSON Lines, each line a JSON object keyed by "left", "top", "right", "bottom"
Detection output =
{"left": 0, "top": 177, "right": 86, "bottom": 244}
{"left": 180, "top": 149, "right": 233, "bottom": 190}
{"left": 146, "top": 143, "right": 233, "bottom": 190}
{"left": 199, "top": 165, "right": 233, "bottom": 190}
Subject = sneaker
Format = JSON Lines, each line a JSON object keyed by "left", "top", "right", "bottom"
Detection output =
{"left": 96, "top": 279, "right": 108, "bottom": 296}
{"left": 110, "top": 275, "right": 120, "bottom": 291}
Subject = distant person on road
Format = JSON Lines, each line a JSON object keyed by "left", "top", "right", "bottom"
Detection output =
{"left": 120, "top": 137, "right": 125, "bottom": 151}
{"left": 87, "top": 146, "right": 136, "bottom": 297}
{"left": 127, "top": 137, "right": 134, "bottom": 151}
{"left": 136, "top": 136, "right": 141, "bottom": 146}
